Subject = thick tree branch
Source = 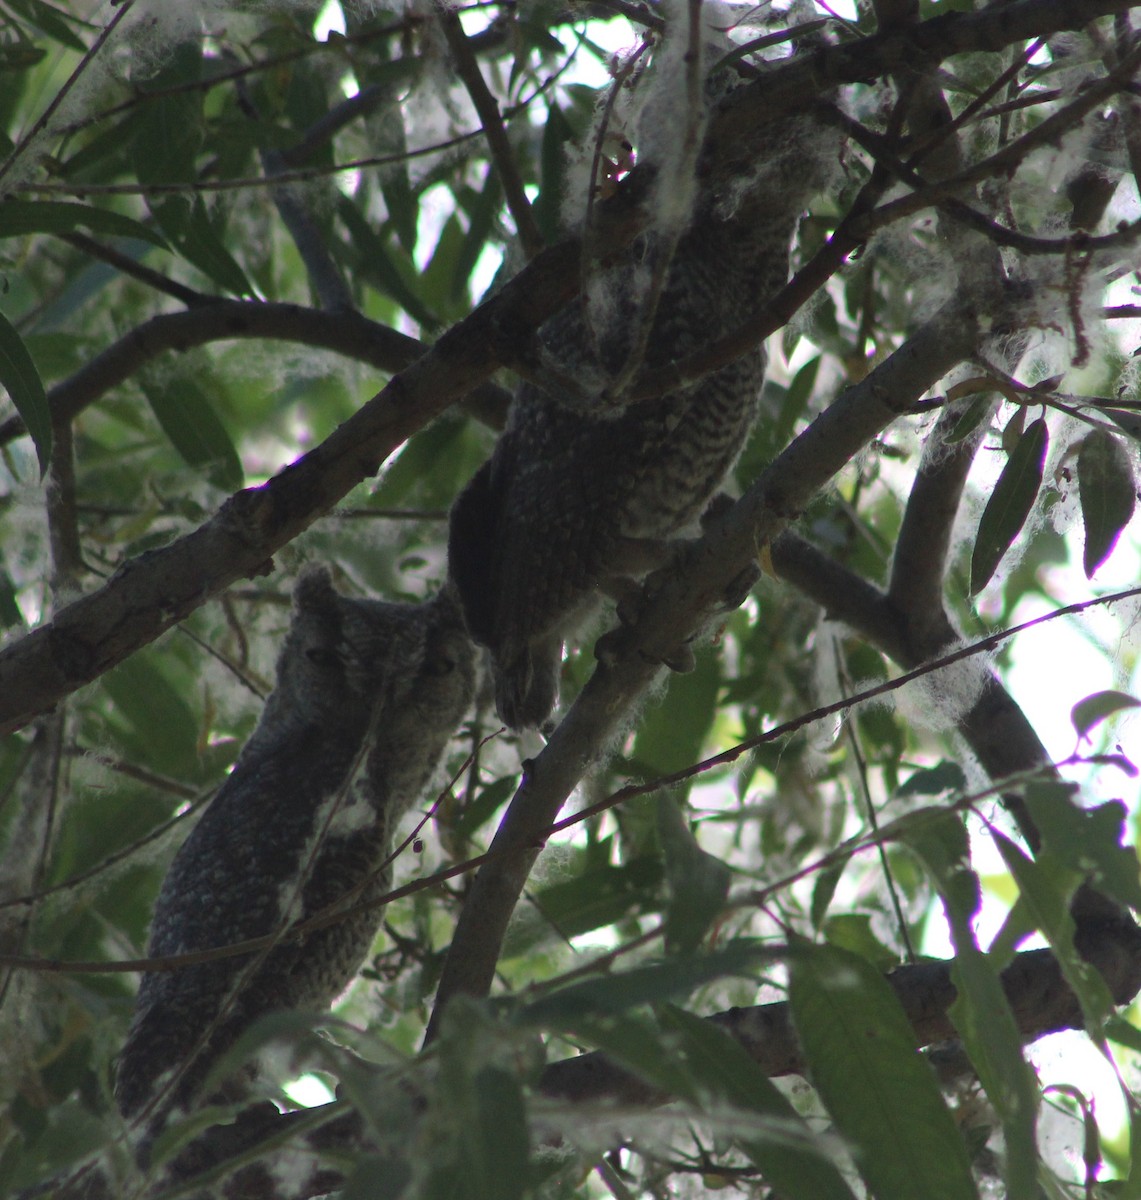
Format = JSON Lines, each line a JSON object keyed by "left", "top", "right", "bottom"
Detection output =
{"left": 541, "top": 929, "right": 1141, "bottom": 1103}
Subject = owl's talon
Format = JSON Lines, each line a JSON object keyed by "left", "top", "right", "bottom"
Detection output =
{"left": 658, "top": 642, "right": 696, "bottom": 673}
{"left": 594, "top": 625, "right": 625, "bottom": 665}
{"left": 721, "top": 562, "right": 760, "bottom": 610}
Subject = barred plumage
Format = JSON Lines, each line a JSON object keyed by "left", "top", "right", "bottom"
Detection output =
{"left": 448, "top": 111, "right": 830, "bottom": 727}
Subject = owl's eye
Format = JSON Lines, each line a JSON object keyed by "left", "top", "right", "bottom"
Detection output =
{"left": 305, "top": 647, "right": 343, "bottom": 670}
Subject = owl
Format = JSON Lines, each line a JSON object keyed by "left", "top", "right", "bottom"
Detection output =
{"left": 114, "top": 567, "right": 475, "bottom": 1152}
{"left": 448, "top": 106, "right": 832, "bottom": 728}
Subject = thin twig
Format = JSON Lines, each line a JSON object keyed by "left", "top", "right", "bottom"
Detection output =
{"left": 441, "top": 9, "right": 545, "bottom": 258}
{"left": 61, "top": 232, "right": 211, "bottom": 308}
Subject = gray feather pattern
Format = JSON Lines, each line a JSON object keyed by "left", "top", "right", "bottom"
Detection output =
{"left": 114, "top": 567, "right": 475, "bottom": 1138}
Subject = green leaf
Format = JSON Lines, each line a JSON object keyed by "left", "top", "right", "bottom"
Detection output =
{"left": 660, "top": 1006, "right": 858, "bottom": 1200}
{"left": 419, "top": 214, "right": 467, "bottom": 320}
{"left": 0, "top": 199, "right": 167, "bottom": 247}
{"left": 906, "top": 814, "right": 1039, "bottom": 1200}
{"left": 810, "top": 859, "right": 846, "bottom": 929}
{"left": 1077, "top": 429, "right": 1136, "bottom": 576}
{"left": 5, "top": 0, "right": 87, "bottom": 51}
{"left": 632, "top": 645, "right": 720, "bottom": 783}
{"left": 944, "top": 395, "right": 991, "bottom": 443}
{"left": 789, "top": 939, "right": 978, "bottom": 1200}
{"left": 1070, "top": 689, "right": 1141, "bottom": 742}
{"left": 140, "top": 375, "right": 244, "bottom": 491}
{"left": 533, "top": 100, "right": 575, "bottom": 244}
{"left": 453, "top": 169, "right": 504, "bottom": 302}
{"left": 895, "top": 760, "right": 968, "bottom": 798}
{"left": 0, "top": 42, "right": 45, "bottom": 70}
{"left": 452, "top": 775, "right": 517, "bottom": 839}
{"left": 516, "top": 941, "right": 768, "bottom": 1028}
{"left": 373, "top": 416, "right": 475, "bottom": 508}
{"left": 1105, "top": 407, "right": 1141, "bottom": 442}
{"left": 0, "top": 307, "right": 51, "bottom": 474}
{"left": 425, "top": 1001, "right": 529, "bottom": 1200}
{"left": 527, "top": 853, "right": 661, "bottom": 942}
{"left": 468, "top": 1067, "right": 528, "bottom": 1200}
{"left": 820, "top": 913, "right": 898, "bottom": 969}
{"left": 991, "top": 832, "right": 1115, "bottom": 1035}
{"left": 1021, "top": 783, "right": 1141, "bottom": 911}
{"left": 969, "top": 416, "right": 1048, "bottom": 594}
{"left": 338, "top": 197, "right": 441, "bottom": 329}
{"left": 100, "top": 651, "right": 203, "bottom": 779}
{"left": 555, "top": 1008, "right": 703, "bottom": 1102}
{"left": 657, "top": 796, "right": 730, "bottom": 955}
{"left": 175, "top": 197, "right": 253, "bottom": 297}
{"left": 133, "top": 49, "right": 203, "bottom": 189}
{"left": 0, "top": 569, "right": 23, "bottom": 628}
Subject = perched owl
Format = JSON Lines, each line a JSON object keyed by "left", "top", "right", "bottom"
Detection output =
{"left": 114, "top": 567, "right": 475, "bottom": 1149}
{"left": 448, "top": 106, "right": 833, "bottom": 729}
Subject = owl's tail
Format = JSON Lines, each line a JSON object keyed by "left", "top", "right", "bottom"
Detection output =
{"left": 494, "top": 636, "right": 561, "bottom": 730}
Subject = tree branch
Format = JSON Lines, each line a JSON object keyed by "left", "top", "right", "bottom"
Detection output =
{"left": 708, "top": 0, "right": 1139, "bottom": 163}
{"left": 441, "top": 10, "right": 545, "bottom": 259}
{"left": 0, "top": 301, "right": 511, "bottom": 448}
{"left": 59, "top": 232, "right": 212, "bottom": 308}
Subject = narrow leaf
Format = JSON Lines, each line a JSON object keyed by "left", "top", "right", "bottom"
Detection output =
{"left": 895, "top": 760, "right": 968, "bottom": 798}
{"left": 176, "top": 198, "right": 252, "bottom": 297}
{"left": 0, "top": 308, "right": 51, "bottom": 474}
{"left": 970, "top": 416, "right": 1048, "bottom": 593}
{"left": 0, "top": 569, "right": 24, "bottom": 628}
{"left": 517, "top": 942, "right": 767, "bottom": 1027}
{"left": 1105, "top": 407, "right": 1141, "bottom": 442}
{"left": 943, "top": 395, "right": 990, "bottom": 443}
{"left": 907, "top": 814, "right": 1039, "bottom": 1200}
{"left": 6, "top": 0, "right": 87, "bottom": 51}
{"left": 556, "top": 1009, "right": 703, "bottom": 1103}
{"left": 469, "top": 1067, "right": 527, "bottom": 1200}
{"left": 1077, "top": 430, "right": 1136, "bottom": 576}
{"left": 533, "top": 101, "right": 575, "bottom": 245}
{"left": 526, "top": 854, "right": 661, "bottom": 942}
{"left": 1071, "top": 689, "right": 1141, "bottom": 742}
{"left": 633, "top": 646, "right": 720, "bottom": 782}
{"left": 991, "top": 832, "right": 1115, "bottom": 1036}
{"left": 789, "top": 939, "right": 978, "bottom": 1200}
{"left": 140, "top": 376, "right": 243, "bottom": 491}
{"left": 453, "top": 169, "right": 503, "bottom": 302}
{"left": 658, "top": 795, "right": 730, "bottom": 955}
{"left": 338, "top": 197, "right": 440, "bottom": 329}
{"left": 0, "top": 200, "right": 167, "bottom": 247}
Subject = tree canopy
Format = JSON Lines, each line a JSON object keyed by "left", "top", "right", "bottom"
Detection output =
{"left": 2, "top": 1, "right": 1141, "bottom": 1197}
